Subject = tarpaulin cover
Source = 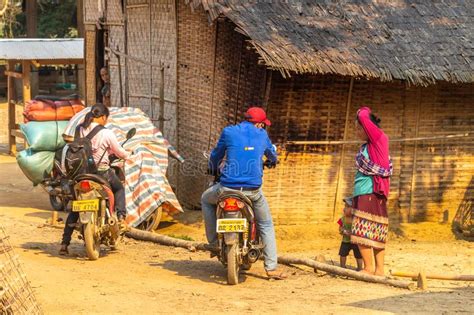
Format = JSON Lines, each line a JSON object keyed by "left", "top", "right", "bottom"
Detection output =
{"left": 20, "top": 121, "right": 69, "bottom": 151}
{"left": 16, "top": 149, "right": 55, "bottom": 186}
{"left": 63, "top": 107, "right": 184, "bottom": 227}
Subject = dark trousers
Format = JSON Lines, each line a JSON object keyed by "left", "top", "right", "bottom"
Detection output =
{"left": 61, "top": 169, "right": 126, "bottom": 246}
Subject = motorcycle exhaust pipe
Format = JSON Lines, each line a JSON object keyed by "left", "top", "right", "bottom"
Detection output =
{"left": 108, "top": 217, "right": 117, "bottom": 226}
{"left": 247, "top": 248, "right": 261, "bottom": 263}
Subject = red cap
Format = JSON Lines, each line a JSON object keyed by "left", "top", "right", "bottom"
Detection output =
{"left": 245, "top": 107, "right": 271, "bottom": 126}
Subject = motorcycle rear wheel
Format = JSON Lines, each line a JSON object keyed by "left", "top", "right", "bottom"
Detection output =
{"left": 226, "top": 244, "right": 239, "bottom": 285}
{"left": 84, "top": 214, "right": 100, "bottom": 260}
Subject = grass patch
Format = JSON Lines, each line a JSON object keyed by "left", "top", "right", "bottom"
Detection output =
{"left": 168, "top": 234, "right": 195, "bottom": 241}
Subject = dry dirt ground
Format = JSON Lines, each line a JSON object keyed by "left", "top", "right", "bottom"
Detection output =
{"left": 0, "top": 152, "right": 472, "bottom": 314}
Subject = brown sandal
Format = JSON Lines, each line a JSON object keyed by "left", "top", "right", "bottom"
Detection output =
{"left": 266, "top": 269, "right": 288, "bottom": 280}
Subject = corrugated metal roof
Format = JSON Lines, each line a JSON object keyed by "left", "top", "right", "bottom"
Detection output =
{"left": 0, "top": 38, "right": 83, "bottom": 60}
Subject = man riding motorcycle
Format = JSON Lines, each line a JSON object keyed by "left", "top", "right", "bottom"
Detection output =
{"left": 201, "top": 107, "right": 287, "bottom": 280}
{"left": 59, "top": 103, "right": 130, "bottom": 255}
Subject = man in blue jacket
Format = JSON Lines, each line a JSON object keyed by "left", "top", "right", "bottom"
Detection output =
{"left": 201, "top": 107, "right": 287, "bottom": 280}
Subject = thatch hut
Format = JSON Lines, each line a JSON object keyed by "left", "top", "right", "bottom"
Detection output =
{"left": 83, "top": 0, "right": 474, "bottom": 225}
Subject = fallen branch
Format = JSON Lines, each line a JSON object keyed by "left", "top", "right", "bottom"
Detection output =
{"left": 125, "top": 229, "right": 415, "bottom": 289}
{"left": 278, "top": 255, "right": 415, "bottom": 290}
{"left": 390, "top": 270, "right": 474, "bottom": 281}
{"left": 126, "top": 228, "right": 212, "bottom": 252}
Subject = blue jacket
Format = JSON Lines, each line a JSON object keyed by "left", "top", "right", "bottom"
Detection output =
{"left": 209, "top": 121, "right": 278, "bottom": 189}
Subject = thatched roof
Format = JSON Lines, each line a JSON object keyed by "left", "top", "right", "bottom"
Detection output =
{"left": 187, "top": 0, "right": 474, "bottom": 85}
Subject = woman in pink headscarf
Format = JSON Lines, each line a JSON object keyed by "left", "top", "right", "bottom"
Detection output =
{"left": 351, "top": 107, "right": 392, "bottom": 276}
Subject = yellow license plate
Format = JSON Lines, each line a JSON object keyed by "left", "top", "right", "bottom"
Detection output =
{"left": 216, "top": 219, "right": 247, "bottom": 233}
{"left": 72, "top": 199, "right": 99, "bottom": 212}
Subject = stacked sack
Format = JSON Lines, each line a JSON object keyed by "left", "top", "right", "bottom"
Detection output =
{"left": 17, "top": 96, "right": 85, "bottom": 185}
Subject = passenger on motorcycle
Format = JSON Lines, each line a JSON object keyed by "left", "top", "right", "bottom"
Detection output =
{"left": 201, "top": 107, "right": 287, "bottom": 280}
{"left": 59, "top": 103, "right": 130, "bottom": 255}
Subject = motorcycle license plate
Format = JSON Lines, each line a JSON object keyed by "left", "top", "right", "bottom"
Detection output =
{"left": 216, "top": 219, "right": 247, "bottom": 233}
{"left": 72, "top": 199, "right": 99, "bottom": 212}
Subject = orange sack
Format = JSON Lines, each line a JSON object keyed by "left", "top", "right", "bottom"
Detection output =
{"left": 24, "top": 99, "right": 85, "bottom": 122}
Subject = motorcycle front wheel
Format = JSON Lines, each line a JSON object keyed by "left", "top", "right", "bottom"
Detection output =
{"left": 83, "top": 213, "right": 100, "bottom": 260}
{"left": 226, "top": 244, "right": 239, "bottom": 285}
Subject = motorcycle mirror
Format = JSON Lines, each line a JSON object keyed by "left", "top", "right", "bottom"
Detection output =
{"left": 126, "top": 128, "right": 136, "bottom": 140}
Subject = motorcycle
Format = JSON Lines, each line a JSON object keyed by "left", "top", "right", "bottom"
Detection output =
{"left": 205, "top": 153, "right": 275, "bottom": 285}
{"left": 42, "top": 128, "right": 136, "bottom": 260}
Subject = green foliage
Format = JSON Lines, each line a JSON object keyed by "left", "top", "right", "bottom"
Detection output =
{"left": 5, "top": 0, "right": 78, "bottom": 38}
{"left": 167, "top": 234, "right": 195, "bottom": 241}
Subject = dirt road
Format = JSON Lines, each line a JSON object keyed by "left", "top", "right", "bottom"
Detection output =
{"left": 1, "top": 154, "right": 473, "bottom": 314}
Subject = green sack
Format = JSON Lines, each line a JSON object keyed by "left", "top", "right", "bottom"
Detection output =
{"left": 20, "top": 121, "right": 69, "bottom": 151}
{"left": 16, "top": 149, "right": 55, "bottom": 186}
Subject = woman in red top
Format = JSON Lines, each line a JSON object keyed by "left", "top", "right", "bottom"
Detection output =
{"left": 351, "top": 107, "right": 391, "bottom": 276}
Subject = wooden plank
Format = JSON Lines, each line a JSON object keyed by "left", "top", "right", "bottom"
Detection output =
{"left": 4, "top": 71, "right": 23, "bottom": 79}
{"left": 36, "top": 59, "right": 84, "bottom": 65}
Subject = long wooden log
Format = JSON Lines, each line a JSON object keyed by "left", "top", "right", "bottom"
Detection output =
{"left": 126, "top": 228, "right": 212, "bottom": 252}
{"left": 125, "top": 229, "right": 415, "bottom": 289}
{"left": 390, "top": 270, "right": 474, "bottom": 281}
{"left": 278, "top": 255, "right": 415, "bottom": 290}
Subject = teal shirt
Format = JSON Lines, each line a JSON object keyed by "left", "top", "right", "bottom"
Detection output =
{"left": 353, "top": 146, "right": 373, "bottom": 197}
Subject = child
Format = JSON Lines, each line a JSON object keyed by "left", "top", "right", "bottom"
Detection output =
{"left": 337, "top": 197, "right": 363, "bottom": 271}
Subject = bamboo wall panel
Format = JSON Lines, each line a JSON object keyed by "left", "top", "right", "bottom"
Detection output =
{"left": 126, "top": 4, "right": 151, "bottom": 115}
{"left": 84, "top": 0, "right": 103, "bottom": 23}
{"left": 85, "top": 29, "right": 97, "bottom": 105}
{"left": 108, "top": 24, "right": 126, "bottom": 108}
{"left": 151, "top": 0, "right": 177, "bottom": 145}
{"left": 177, "top": 1, "right": 218, "bottom": 207}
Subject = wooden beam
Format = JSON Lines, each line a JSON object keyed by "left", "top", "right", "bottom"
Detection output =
{"left": 7, "top": 61, "right": 16, "bottom": 155}
{"left": 22, "top": 60, "right": 31, "bottom": 103}
{"left": 36, "top": 59, "right": 84, "bottom": 65}
{"left": 4, "top": 71, "right": 23, "bottom": 79}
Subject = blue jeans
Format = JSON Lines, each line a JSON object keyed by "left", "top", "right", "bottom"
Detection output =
{"left": 201, "top": 183, "right": 278, "bottom": 271}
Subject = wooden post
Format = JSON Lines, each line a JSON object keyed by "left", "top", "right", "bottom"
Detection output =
{"left": 22, "top": 61, "right": 31, "bottom": 102}
{"left": 409, "top": 90, "right": 422, "bottom": 221}
{"left": 7, "top": 61, "right": 16, "bottom": 155}
{"left": 76, "top": 0, "right": 85, "bottom": 98}
{"left": 333, "top": 77, "right": 355, "bottom": 219}
{"left": 417, "top": 270, "right": 427, "bottom": 290}
{"left": 26, "top": 0, "right": 38, "bottom": 97}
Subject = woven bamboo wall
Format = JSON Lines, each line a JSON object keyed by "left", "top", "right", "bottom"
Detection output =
{"left": 106, "top": 0, "right": 125, "bottom": 108}
{"left": 83, "top": 0, "right": 103, "bottom": 24}
{"left": 176, "top": 3, "right": 266, "bottom": 207}
{"left": 84, "top": 26, "right": 97, "bottom": 105}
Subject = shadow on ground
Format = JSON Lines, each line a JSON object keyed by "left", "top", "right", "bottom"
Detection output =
{"left": 150, "top": 259, "right": 261, "bottom": 285}
{"left": 347, "top": 286, "right": 473, "bottom": 313}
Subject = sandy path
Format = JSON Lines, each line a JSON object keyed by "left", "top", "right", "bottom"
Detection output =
{"left": 0, "top": 155, "right": 472, "bottom": 314}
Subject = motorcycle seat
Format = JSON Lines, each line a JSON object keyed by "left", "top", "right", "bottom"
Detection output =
{"left": 75, "top": 174, "right": 111, "bottom": 189}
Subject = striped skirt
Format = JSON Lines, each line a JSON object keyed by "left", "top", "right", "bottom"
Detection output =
{"left": 351, "top": 193, "right": 389, "bottom": 249}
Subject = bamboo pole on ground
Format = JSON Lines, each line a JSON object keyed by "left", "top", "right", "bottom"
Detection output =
{"left": 390, "top": 270, "right": 474, "bottom": 281}
{"left": 125, "top": 228, "right": 415, "bottom": 289}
